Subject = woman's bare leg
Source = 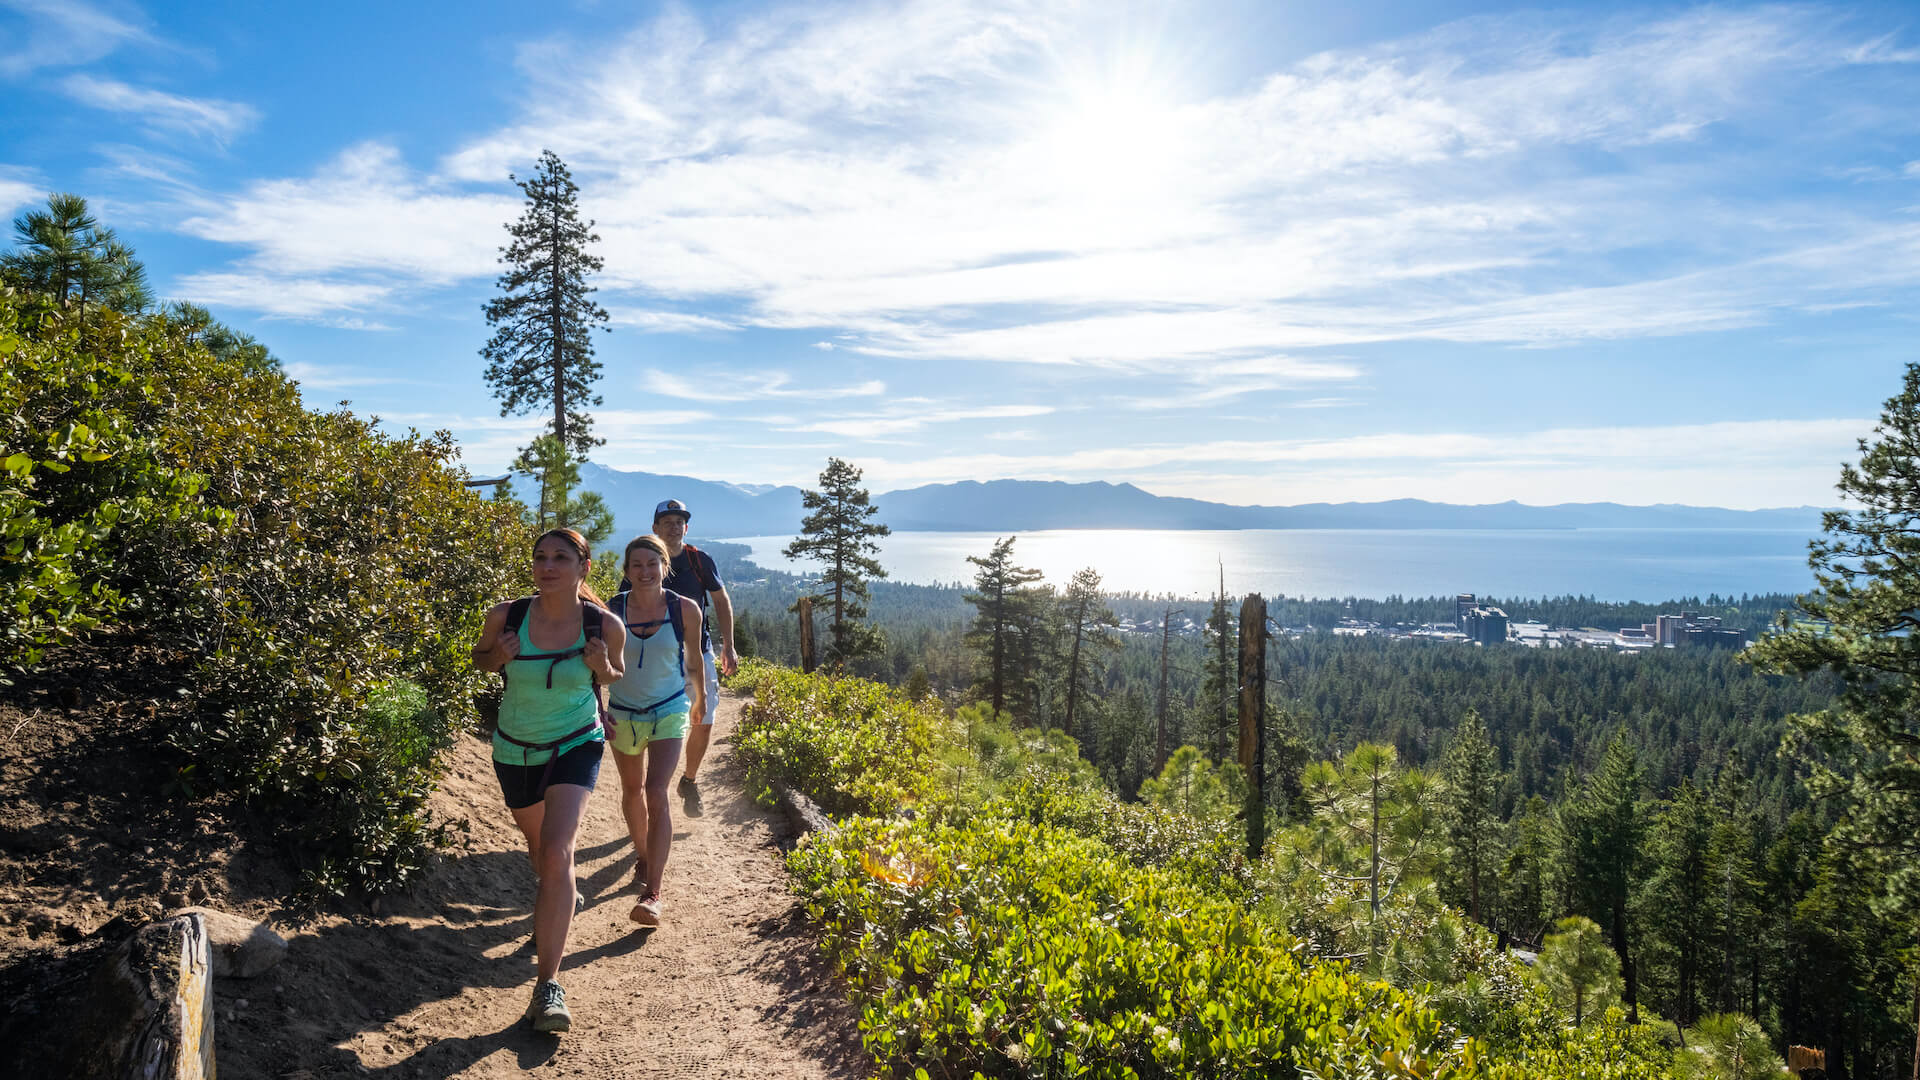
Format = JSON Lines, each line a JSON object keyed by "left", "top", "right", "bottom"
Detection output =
{"left": 642, "top": 738, "right": 682, "bottom": 896}
{"left": 525, "top": 783, "right": 591, "bottom": 981}
{"left": 613, "top": 746, "right": 649, "bottom": 878}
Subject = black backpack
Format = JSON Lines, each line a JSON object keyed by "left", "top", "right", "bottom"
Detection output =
{"left": 500, "top": 596, "right": 607, "bottom": 690}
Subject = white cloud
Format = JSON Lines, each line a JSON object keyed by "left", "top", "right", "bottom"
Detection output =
{"left": 145, "top": 1, "right": 1920, "bottom": 378}
{"left": 171, "top": 272, "right": 391, "bottom": 319}
{"left": 607, "top": 308, "right": 739, "bottom": 333}
{"left": 778, "top": 402, "right": 1053, "bottom": 437}
{"left": 0, "top": 166, "right": 40, "bottom": 213}
{"left": 641, "top": 369, "right": 885, "bottom": 403}
{"left": 283, "top": 361, "right": 417, "bottom": 389}
{"left": 61, "top": 75, "right": 259, "bottom": 142}
{"left": 0, "top": 0, "right": 155, "bottom": 77}
{"left": 181, "top": 143, "right": 515, "bottom": 280}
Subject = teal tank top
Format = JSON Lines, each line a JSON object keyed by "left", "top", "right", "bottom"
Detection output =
{"left": 492, "top": 621, "right": 602, "bottom": 765}
{"left": 608, "top": 594, "right": 690, "bottom": 719}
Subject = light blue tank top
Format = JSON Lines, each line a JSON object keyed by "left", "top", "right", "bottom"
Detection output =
{"left": 493, "top": 620, "right": 602, "bottom": 765}
{"left": 608, "top": 593, "right": 690, "bottom": 718}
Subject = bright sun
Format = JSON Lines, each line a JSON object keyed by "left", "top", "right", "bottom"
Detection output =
{"left": 1032, "top": 58, "right": 1190, "bottom": 205}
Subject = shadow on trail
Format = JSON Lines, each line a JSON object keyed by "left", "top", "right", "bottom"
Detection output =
{"left": 221, "top": 840, "right": 661, "bottom": 1079}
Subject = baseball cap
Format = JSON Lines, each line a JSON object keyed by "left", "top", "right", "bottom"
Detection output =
{"left": 654, "top": 498, "right": 691, "bottom": 522}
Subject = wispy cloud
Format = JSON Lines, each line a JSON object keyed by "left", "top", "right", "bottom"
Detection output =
{"left": 61, "top": 75, "right": 259, "bottom": 143}
{"left": 642, "top": 370, "right": 885, "bottom": 403}
{"left": 608, "top": 308, "right": 739, "bottom": 333}
{"left": 0, "top": 165, "right": 40, "bottom": 213}
{"left": 180, "top": 143, "right": 514, "bottom": 280}
{"left": 171, "top": 271, "right": 391, "bottom": 320}
{"left": 167, "top": 1, "right": 1920, "bottom": 379}
{"left": 777, "top": 402, "right": 1054, "bottom": 438}
{"left": 0, "top": 0, "right": 156, "bottom": 77}
{"left": 283, "top": 361, "right": 417, "bottom": 389}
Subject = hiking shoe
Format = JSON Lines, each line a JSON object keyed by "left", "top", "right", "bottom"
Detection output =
{"left": 631, "top": 890, "right": 663, "bottom": 926}
{"left": 526, "top": 979, "right": 571, "bottom": 1033}
{"left": 678, "top": 775, "right": 704, "bottom": 818}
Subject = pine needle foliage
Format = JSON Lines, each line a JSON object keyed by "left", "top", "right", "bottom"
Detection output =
{"left": 2, "top": 193, "right": 152, "bottom": 313}
{"left": 783, "top": 457, "right": 890, "bottom": 669}
{"left": 963, "top": 535, "right": 1046, "bottom": 720}
{"left": 480, "top": 150, "right": 608, "bottom": 459}
{"left": 1748, "top": 360, "right": 1920, "bottom": 921}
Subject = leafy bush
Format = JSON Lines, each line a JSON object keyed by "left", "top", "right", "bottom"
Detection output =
{"left": 0, "top": 293, "right": 211, "bottom": 672}
{"left": 721, "top": 655, "right": 781, "bottom": 695}
{"left": 2, "top": 291, "right": 527, "bottom": 895}
{"left": 734, "top": 665, "right": 945, "bottom": 815}
{"left": 790, "top": 814, "right": 1486, "bottom": 1080}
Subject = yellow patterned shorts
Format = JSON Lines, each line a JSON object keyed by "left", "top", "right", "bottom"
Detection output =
{"left": 606, "top": 701, "right": 691, "bottom": 754}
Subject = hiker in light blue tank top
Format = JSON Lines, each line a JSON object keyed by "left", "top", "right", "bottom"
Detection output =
{"left": 604, "top": 533, "right": 705, "bottom": 927}
{"left": 470, "top": 528, "right": 626, "bottom": 1034}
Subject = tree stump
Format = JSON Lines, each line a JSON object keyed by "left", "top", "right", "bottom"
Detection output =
{"left": 76, "top": 913, "right": 216, "bottom": 1079}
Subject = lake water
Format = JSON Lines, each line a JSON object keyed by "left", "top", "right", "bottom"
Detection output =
{"left": 719, "top": 528, "right": 1820, "bottom": 602}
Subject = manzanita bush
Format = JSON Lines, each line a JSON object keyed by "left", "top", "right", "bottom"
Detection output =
{"left": 1, "top": 288, "right": 530, "bottom": 896}
{"left": 747, "top": 662, "right": 1673, "bottom": 1078}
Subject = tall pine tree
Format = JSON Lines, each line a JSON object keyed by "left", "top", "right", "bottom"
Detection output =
{"left": 1558, "top": 736, "right": 1649, "bottom": 1023}
{"left": 963, "top": 536, "right": 1045, "bottom": 721}
{"left": 1749, "top": 360, "right": 1920, "bottom": 925}
{"left": 1059, "top": 567, "right": 1120, "bottom": 739}
{"left": 783, "top": 458, "right": 889, "bottom": 669}
{"left": 480, "top": 150, "right": 608, "bottom": 460}
{"left": 1438, "top": 708, "right": 1502, "bottom": 926}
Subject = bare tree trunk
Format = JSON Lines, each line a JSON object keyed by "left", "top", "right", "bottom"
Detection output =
{"left": 797, "top": 596, "right": 816, "bottom": 673}
{"left": 991, "top": 580, "right": 1006, "bottom": 718}
{"left": 1237, "top": 593, "right": 1265, "bottom": 862}
{"left": 1155, "top": 608, "right": 1177, "bottom": 773}
{"left": 1065, "top": 605, "right": 1084, "bottom": 738}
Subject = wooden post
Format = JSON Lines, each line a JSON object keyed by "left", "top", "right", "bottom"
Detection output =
{"left": 1238, "top": 593, "right": 1267, "bottom": 861}
{"left": 797, "top": 595, "right": 817, "bottom": 674}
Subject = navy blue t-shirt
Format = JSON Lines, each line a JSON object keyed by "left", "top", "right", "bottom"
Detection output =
{"left": 663, "top": 545, "right": 723, "bottom": 652}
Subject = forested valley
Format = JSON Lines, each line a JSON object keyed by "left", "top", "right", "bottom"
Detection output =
{"left": 725, "top": 528, "right": 1913, "bottom": 1074}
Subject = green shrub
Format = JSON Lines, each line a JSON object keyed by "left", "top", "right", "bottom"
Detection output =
{"left": 790, "top": 814, "right": 1486, "bottom": 1079}
{"left": 722, "top": 654, "right": 781, "bottom": 695}
{"left": 0, "top": 292, "right": 211, "bottom": 673}
{"left": 735, "top": 666, "right": 945, "bottom": 815}
{"left": 2, "top": 291, "right": 528, "bottom": 896}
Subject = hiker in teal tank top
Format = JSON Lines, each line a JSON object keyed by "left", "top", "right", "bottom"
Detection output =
{"left": 604, "top": 533, "right": 705, "bottom": 927}
{"left": 470, "top": 528, "right": 626, "bottom": 1035}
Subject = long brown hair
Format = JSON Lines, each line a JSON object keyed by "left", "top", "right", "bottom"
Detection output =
{"left": 533, "top": 527, "right": 606, "bottom": 608}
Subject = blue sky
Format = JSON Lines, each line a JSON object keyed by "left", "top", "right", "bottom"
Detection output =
{"left": 5, "top": 0, "right": 1919, "bottom": 510}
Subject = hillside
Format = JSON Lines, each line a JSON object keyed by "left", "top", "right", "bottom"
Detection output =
{"left": 554, "top": 463, "right": 1826, "bottom": 539}
{"left": 0, "top": 674, "right": 862, "bottom": 1078}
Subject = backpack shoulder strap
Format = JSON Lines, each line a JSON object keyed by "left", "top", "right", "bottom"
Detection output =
{"left": 581, "top": 600, "right": 605, "bottom": 642}
{"left": 681, "top": 543, "right": 718, "bottom": 591}
{"left": 504, "top": 596, "right": 533, "bottom": 635}
{"left": 661, "top": 589, "right": 688, "bottom": 646}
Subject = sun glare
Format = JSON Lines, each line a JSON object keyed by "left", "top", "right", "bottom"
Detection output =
{"left": 1030, "top": 53, "right": 1191, "bottom": 209}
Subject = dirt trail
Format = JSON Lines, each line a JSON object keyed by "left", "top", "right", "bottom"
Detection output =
{"left": 215, "top": 688, "right": 868, "bottom": 1079}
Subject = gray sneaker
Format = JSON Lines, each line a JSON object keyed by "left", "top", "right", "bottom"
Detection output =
{"left": 678, "top": 775, "right": 704, "bottom": 818}
{"left": 526, "top": 979, "right": 571, "bottom": 1033}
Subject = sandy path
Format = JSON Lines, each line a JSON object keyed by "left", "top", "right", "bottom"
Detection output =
{"left": 216, "top": 688, "right": 868, "bottom": 1079}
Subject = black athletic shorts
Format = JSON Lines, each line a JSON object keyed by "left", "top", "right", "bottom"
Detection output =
{"left": 493, "top": 738, "right": 604, "bottom": 810}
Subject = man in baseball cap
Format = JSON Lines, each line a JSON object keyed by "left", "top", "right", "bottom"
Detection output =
{"left": 651, "top": 499, "right": 736, "bottom": 817}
